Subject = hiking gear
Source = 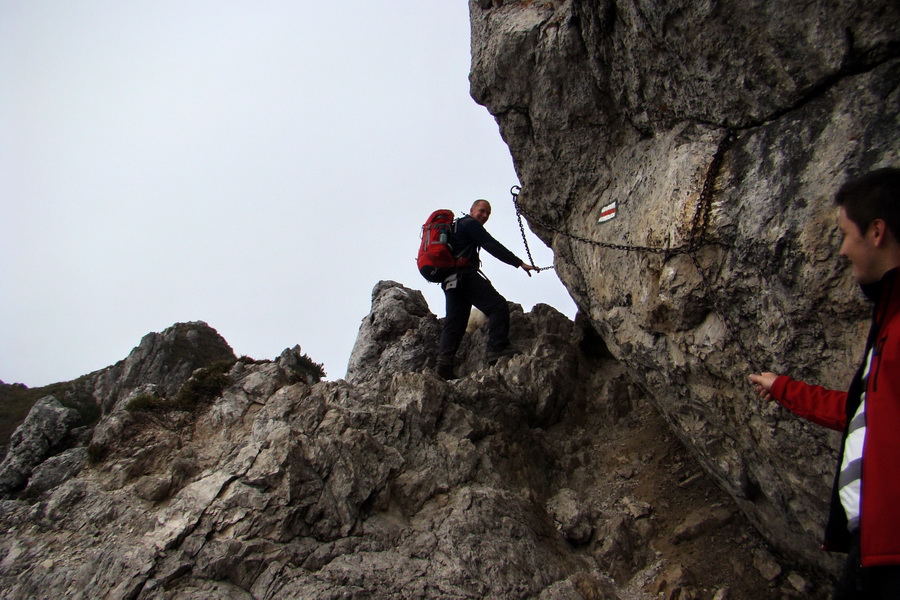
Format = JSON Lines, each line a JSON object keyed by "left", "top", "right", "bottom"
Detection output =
{"left": 452, "top": 214, "right": 522, "bottom": 270}
{"left": 443, "top": 272, "right": 460, "bottom": 291}
{"left": 417, "top": 209, "right": 471, "bottom": 283}
{"left": 436, "top": 356, "right": 455, "bottom": 380}
{"left": 439, "top": 271, "right": 511, "bottom": 359}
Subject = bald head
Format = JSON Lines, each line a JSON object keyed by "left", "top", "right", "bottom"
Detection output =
{"left": 470, "top": 199, "right": 491, "bottom": 225}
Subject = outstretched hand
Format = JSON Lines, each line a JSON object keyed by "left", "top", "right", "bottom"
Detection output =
{"left": 521, "top": 263, "right": 537, "bottom": 277}
{"left": 749, "top": 372, "right": 779, "bottom": 401}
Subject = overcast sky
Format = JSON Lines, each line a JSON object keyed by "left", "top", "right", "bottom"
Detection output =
{"left": 1, "top": 1, "right": 575, "bottom": 387}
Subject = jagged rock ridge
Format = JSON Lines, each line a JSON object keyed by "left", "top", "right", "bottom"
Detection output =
{"left": 469, "top": 0, "right": 899, "bottom": 570}
{"left": 0, "top": 321, "right": 236, "bottom": 497}
{"left": 0, "top": 284, "right": 831, "bottom": 598}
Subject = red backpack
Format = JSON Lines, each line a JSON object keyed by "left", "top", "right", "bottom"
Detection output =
{"left": 417, "top": 209, "right": 471, "bottom": 283}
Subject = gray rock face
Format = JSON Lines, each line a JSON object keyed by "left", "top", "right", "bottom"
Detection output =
{"left": 0, "top": 322, "right": 235, "bottom": 499}
{"left": 469, "top": 0, "right": 899, "bottom": 569}
{"left": 0, "top": 281, "right": 829, "bottom": 599}
{"left": 85, "top": 321, "right": 236, "bottom": 414}
{"left": 346, "top": 281, "right": 442, "bottom": 384}
{"left": 0, "top": 397, "right": 80, "bottom": 496}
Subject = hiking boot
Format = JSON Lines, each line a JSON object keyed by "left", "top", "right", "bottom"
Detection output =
{"left": 486, "top": 344, "right": 521, "bottom": 366}
{"left": 436, "top": 358, "right": 455, "bottom": 380}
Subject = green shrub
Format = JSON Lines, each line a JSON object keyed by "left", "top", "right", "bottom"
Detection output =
{"left": 125, "top": 393, "right": 168, "bottom": 412}
{"left": 125, "top": 360, "right": 234, "bottom": 414}
{"left": 291, "top": 353, "right": 326, "bottom": 383}
{"left": 171, "top": 360, "right": 234, "bottom": 410}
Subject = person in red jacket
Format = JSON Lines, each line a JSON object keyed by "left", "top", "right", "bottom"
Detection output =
{"left": 750, "top": 168, "right": 900, "bottom": 599}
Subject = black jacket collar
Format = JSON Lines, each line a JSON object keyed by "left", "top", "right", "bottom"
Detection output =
{"left": 860, "top": 266, "right": 898, "bottom": 303}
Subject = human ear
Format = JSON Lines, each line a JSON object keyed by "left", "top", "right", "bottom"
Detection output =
{"left": 869, "top": 219, "right": 886, "bottom": 246}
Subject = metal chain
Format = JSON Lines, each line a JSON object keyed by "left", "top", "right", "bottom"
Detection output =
{"left": 512, "top": 130, "right": 735, "bottom": 256}
{"left": 689, "top": 129, "right": 735, "bottom": 251}
{"left": 511, "top": 185, "right": 555, "bottom": 271}
{"left": 510, "top": 130, "right": 735, "bottom": 253}
{"left": 512, "top": 186, "right": 692, "bottom": 256}
{"left": 510, "top": 129, "right": 759, "bottom": 371}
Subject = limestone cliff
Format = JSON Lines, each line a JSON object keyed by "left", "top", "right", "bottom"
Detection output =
{"left": 0, "top": 287, "right": 831, "bottom": 598}
{"left": 469, "top": 0, "right": 899, "bottom": 570}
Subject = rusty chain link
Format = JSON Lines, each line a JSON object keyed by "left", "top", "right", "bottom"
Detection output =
{"left": 510, "top": 129, "right": 760, "bottom": 371}
{"left": 512, "top": 130, "right": 735, "bottom": 256}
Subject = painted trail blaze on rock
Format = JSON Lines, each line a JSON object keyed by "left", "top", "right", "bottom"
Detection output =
{"left": 598, "top": 200, "right": 617, "bottom": 223}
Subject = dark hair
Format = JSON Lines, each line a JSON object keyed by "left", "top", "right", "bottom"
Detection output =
{"left": 834, "top": 167, "right": 900, "bottom": 239}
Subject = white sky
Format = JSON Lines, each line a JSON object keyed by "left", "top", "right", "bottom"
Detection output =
{"left": 1, "top": 1, "right": 575, "bottom": 387}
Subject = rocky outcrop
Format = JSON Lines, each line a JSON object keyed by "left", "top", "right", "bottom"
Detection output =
{"left": 0, "top": 282, "right": 831, "bottom": 598}
{"left": 470, "top": 0, "right": 899, "bottom": 569}
{"left": 346, "top": 281, "right": 442, "bottom": 385}
{"left": 84, "top": 321, "right": 237, "bottom": 414}
{"left": 0, "top": 397, "right": 81, "bottom": 496}
{"left": 0, "top": 322, "right": 236, "bottom": 500}
{"left": 3, "top": 1, "right": 895, "bottom": 593}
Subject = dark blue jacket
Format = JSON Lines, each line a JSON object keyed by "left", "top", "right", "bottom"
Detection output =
{"left": 450, "top": 215, "right": 524, "bottom": 270}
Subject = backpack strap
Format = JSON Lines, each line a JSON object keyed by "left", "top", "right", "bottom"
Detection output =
{"left": 450, "top": 216, "right": 477, "bottom": 262}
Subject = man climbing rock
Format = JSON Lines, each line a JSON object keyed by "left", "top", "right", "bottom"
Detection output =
{"left": 436, "top": 199, "right": 536, "bottom": 380}
{"left": 750, "top": 168, "right": 900, "bottom": 599}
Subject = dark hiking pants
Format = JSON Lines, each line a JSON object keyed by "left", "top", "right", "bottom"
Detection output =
{"left": 438, "top": 271, "right": 510, "bottom": 360}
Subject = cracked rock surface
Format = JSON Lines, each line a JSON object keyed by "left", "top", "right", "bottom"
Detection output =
{"left": 0, "top": 282, "right": 835, "bottom": 598}
{"left": 470, "top": 0, "right": 899, "bottom": 571}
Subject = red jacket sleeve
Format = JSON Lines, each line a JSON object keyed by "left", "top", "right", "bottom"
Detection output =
{"left": 770, "top": 375, "right": 848, "bottom": 432}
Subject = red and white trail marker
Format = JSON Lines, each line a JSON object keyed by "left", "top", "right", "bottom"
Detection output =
{"left": 598, "top": 201, "right": 617, "bottom": 223}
